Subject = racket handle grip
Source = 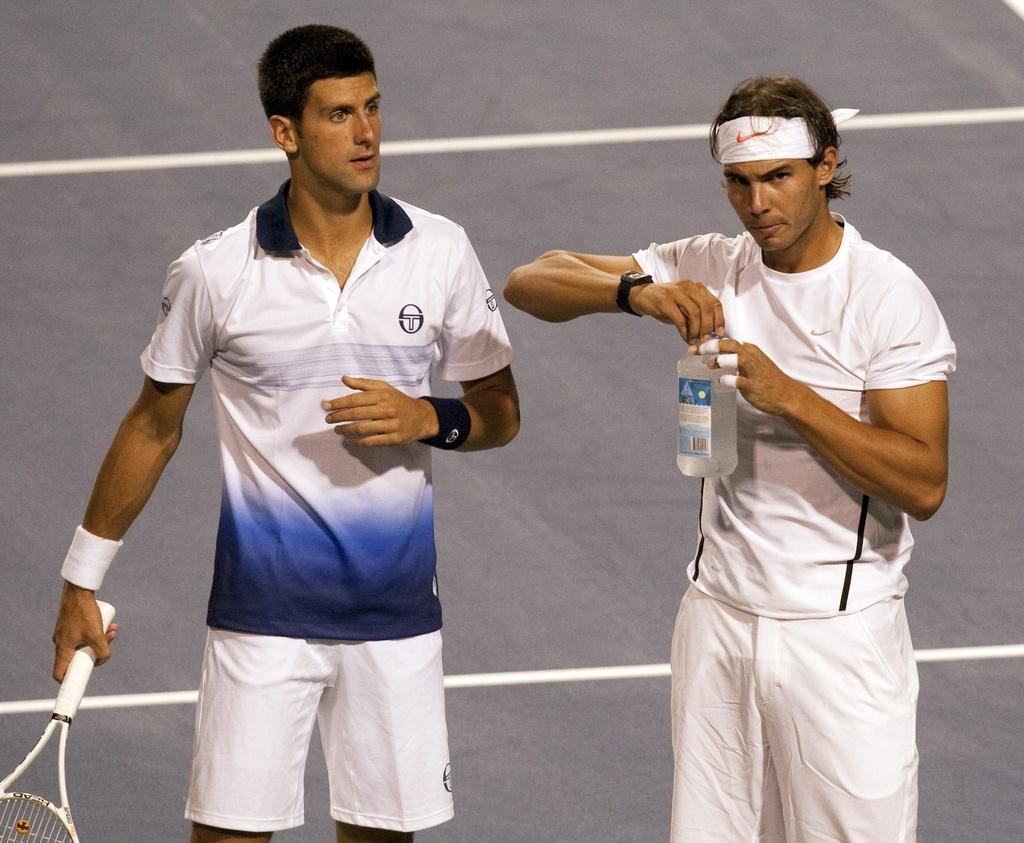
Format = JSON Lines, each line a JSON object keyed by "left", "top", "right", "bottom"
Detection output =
{"left": 53, "top": 601, "right": 116, "bottom": 720}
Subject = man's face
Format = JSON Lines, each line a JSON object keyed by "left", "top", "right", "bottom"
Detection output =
{"left": 283, "top": 73, "right": 382, "bottom": 197}
{"left": 722, "top": 152, "right": 835, "bottom": 257}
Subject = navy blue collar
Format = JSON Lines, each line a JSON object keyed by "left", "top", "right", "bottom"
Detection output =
{"left": 255, "top": 180, "right": 413, "bottom": 252}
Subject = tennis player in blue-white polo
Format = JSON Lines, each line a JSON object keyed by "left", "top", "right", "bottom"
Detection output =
{"left": 51, "top": 25, "right": 519, "bottom": 843}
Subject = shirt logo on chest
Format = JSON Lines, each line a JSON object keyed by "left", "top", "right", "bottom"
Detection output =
{"left": 399, "top": 303, "right": 424, "bottom": 334}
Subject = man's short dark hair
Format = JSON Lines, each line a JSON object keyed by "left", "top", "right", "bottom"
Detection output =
{"left": 709, "top": 76, "right": 852, "bottom": 200}
{"left": 258, "top": 25, "right": 375, "bottom": 120}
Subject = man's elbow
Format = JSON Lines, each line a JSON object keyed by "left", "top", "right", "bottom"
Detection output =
{"left": 495, "top": 395, "right": 522, "bottom": 447}
{"left": 502, "top": 264, "right": 531, "bottom": 312}
{"left": 907, "top": 479, "right": 947, "bottom": 521}
{"left": 502, "top": 263, "right": 545, "bottom": 316}
{"left": 503, "top": 252, "right": 569, "bottom": 320}
{"left": 499, "top": 413, "right": 521, "bottom": 447}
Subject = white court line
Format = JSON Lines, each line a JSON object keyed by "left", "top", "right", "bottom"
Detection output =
{"left": 0, "top": 644, "right": 1021, "bottom": 716}
{"left": 1, "top": 106, "right": 1023, "bottom": 179}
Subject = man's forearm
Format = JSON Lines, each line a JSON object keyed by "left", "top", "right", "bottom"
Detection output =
{"left": 459, "top": 374, "right": 520, "bottom": 452}
{"left": 504, "top": 251, "right": 630, "bottom": 322}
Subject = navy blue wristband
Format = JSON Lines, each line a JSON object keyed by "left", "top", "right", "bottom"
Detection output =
{"left": 419, "top": 397, "right": 472, "bottom": 450}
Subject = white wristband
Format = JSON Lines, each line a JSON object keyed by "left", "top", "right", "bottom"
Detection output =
{"left": 61, "top": 525, "right": 122, "bottom": 591}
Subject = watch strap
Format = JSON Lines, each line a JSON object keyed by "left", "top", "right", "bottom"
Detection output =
{"left": 616, "top": 270, "right": 654, "bottom": 316}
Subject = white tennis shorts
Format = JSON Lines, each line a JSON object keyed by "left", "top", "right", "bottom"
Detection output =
{"left": 184, "top": 628, "right": 453, "bottom": 833}
{"left": 670, "top": 587, "right": 919, "bottom": 842}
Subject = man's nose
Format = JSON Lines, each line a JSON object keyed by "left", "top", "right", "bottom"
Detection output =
{"left": 353, "top": 112, "right": 376, "bottom": 146}
{"left": 748, "top": 182, "right": 770, "bottom": 216}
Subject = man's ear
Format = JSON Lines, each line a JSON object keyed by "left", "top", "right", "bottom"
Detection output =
{"left": 816, "top": 147, "right": 838, "bottom": 188}
{"left": 269, "top": 114, "right": 299, "bottom": 155}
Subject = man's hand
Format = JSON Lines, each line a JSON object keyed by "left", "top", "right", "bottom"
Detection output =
{"left": 52, "top": 583, "right": 117, "bottom": 682}
{"left": 710, "top": 337, "right": 807, "bottom": 416}
{"left": 323, "top": 376, "right": 438, "bottom": 446}
{"left": 631, "top": 280, "right": 725, "bottom": 344}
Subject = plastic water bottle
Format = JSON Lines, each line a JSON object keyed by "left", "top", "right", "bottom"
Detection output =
{"left": 677, "top": 339, "right": 737, "bottom": 477}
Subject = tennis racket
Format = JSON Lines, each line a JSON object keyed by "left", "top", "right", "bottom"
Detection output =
{"left": 0, "top": 601, "right": 115, "bottom": 842}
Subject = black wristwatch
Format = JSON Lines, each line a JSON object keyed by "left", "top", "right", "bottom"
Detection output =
{"left": 616, "top": 270, "right": 654, "bottom": 316}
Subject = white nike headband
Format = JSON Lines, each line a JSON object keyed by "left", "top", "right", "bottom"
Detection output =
{"left": 715, "top": 108, "right": 859, "bottom": 164}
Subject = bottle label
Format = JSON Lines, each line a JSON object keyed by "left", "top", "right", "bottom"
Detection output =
{"left": 678, "top": 377, "right": 712, "bottom": 456}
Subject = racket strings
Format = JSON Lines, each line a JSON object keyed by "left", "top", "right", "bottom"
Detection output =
{"left": 0, "top": 796, "right": 73, "bottom": 842}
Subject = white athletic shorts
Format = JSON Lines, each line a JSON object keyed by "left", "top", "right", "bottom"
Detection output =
{"left": 670, "top": 588, "right": 919, "bottom": 843}
{"left": 184, "top": 628, "right": 453, "bottom": 833}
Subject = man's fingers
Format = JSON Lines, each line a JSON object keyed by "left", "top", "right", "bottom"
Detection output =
{"left": 326, "top": 405, "right": 381, "bottom": 425}
{"left": 340, "top": 375, "right": 385, "bottom": 391}
{"left": 335, "top": 418, "right": 397, "bottom": 439}
{"left": 322, "top": 392, "right": 378, "bottom": 413}
{"left": 714, "top": 301, "right": 726, "bottom": 337}
{"left": 52, "top": 646, "right": 74, "bottom": 683}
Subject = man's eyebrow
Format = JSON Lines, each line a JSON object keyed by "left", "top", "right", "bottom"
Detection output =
{"left": 723, "top": 163, "right": 792, "bottom": 180}
{"left": 322, "top": 93, "right": 381, "bottom": 114}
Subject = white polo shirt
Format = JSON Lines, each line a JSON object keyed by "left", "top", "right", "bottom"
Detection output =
{"left": 142, "top": 180, "right": 513, "bottom": 640}
{"left": 635, "top": 217, "right": 955, "bottom": 618}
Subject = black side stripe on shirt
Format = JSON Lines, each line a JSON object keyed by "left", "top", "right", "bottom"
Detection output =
{"left": 838, "top": 494, "right": 871, "bottom": 612}
{"left": 692, "top": 479, "right": 705, "bottom": 581}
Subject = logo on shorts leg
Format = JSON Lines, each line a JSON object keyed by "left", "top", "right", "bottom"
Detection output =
{"left": 443, "top": 762, "right": 453, "bottom": 793}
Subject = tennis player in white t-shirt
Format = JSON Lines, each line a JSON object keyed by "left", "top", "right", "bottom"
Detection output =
{"left": 504, "top": 76, "right": 954, "bottom": 842}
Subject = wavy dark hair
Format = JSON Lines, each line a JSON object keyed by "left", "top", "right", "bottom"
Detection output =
{"left": 709, "top": 76, "right": 852, "bottom": 200}
{"left": 258, "top": 25, "right": 375, "bottom": 120}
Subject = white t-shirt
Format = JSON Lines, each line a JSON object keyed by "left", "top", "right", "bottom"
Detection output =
{"left": 635, "top": 216, "right": 955, "bottom": 618}
{"left": 142, "top": 182, "right": 514, "bottom": 639}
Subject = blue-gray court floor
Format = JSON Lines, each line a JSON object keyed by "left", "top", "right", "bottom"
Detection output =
{"left": 1, "top": 2, "right": 1022, "bottom": 840}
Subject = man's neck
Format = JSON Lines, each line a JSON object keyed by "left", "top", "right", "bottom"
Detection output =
{"left": 286, "top": 179, "right": 374, "bottom": 261}
{"left": 763, "top": 208, "right": 843, "bottom": 274}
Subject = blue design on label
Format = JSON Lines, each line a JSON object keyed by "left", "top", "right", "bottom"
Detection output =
{"left": 679, "top": 378, "right": 712, "bottom": 406}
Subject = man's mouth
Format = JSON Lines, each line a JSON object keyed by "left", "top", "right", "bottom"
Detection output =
{"left": 350, "top": 153, "right": 377, "bottom": 169}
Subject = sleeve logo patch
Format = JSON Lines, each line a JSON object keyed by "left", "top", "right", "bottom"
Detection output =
{"left": 485, "top": 289, "right": 497, "bottom": 311}
{"left": 161, "top": 296, "right": 172, "bottom": 318}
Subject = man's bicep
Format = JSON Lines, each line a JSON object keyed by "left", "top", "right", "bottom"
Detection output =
{"left": 866, "top": 381, "right": 949, "bottom": 450}
{"left": 459, "top": 364, "right": 517, "bottom": 396}
{"left": 128, "top": 377, "right": 196, "bottom": 438}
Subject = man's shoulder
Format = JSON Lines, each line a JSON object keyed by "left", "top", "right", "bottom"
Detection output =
{"left": 174, "top": 208, "right": 258, "bottom": 276}
{"left": 843, "top": 222, "right": 922, "bottom": 290}
{"left": 387, "top": 195, "right": 471, "bottom": 246}
{"left": 660, "top": 230, "right": 757, "bottom": 267}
